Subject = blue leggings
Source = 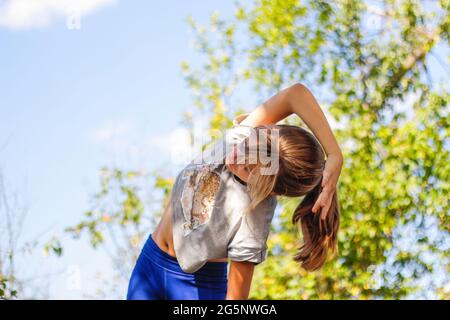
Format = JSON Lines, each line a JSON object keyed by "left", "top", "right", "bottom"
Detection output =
{"left": 126, "top": 233, "right": 228, "bottom": 300}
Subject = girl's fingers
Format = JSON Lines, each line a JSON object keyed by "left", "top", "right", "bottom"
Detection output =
{"left": 320, "top": 200, "right": 331, "bottom": 220}
{"left": 313, "top": 176, "right": 337, "bottom": 215}
{"left": 315, "top": 155, "right": 341, "bottom": 217}
{"left": 314, "top": 187, "right": 334, "bottom": 219}
{"left": 322, "top": 187, "right": 338, "bottom": 220}
{"left": 312, "top": 192, "right": 325, "bottom": 213}
{"left": 312, "top": 196, "right": 321, "bottom": 213}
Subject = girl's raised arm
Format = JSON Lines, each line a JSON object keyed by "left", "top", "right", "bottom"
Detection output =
{"left": 239, "top": 83, "right": 343, "bottom": 219}
{"left": 239, "top": 83, "right": 342, "bottom": 158}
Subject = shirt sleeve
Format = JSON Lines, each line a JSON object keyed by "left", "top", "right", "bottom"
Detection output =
{"left": 232, "top": 113, "right": 250, "bottom": 126}
{"left": 227, "top": 197, "right": 277, "bottom": 264}
{"left": 188, "top": 116, "right": 253, "bottom": 167}
{"left": 227, "top": 115, "right": 253, "bottom": 144}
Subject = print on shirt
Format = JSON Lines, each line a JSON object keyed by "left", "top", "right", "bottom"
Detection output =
{"left": 180, "top": 164, "right": 221, "bottom": 237}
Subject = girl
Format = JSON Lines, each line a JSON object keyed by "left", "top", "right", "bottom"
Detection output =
{"left": 126, "top": 83, "right": 343, "bottom": 300}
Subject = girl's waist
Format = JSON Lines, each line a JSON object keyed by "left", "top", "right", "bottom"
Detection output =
{"left": 143, "top": 233, "right": 228, "bottom": 276}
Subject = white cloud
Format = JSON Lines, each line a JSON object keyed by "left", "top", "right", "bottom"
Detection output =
{"left": 89, "top": 120, "right": 195, "bottom": 167}
{"left": 146, "top": 127, "right": 193, "bottom": 165}
{"left": 91, "top": 120, "right": 131, "bottom": 142}
{"left": 0, "top": 0, "right": 116, "bottom": 29}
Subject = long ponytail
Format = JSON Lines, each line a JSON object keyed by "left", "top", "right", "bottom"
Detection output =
{"left": 292, "top": 176, "right": 340, "bottom": 271}
{"left": 237, "top": 123, "right": 341, "bottom": 271}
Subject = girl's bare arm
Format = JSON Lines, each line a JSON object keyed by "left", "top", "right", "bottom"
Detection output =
{"left": 239, "top": 83, "right": 342, "bottom": 158}
{"left": 226, "top": 260, "right": 255, "bottom": 300}
{"left": 239, "top": 83, "right": 343, "bottom": 218}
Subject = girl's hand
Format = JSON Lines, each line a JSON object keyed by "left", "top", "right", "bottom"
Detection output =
{"left": 312, "top": 153, "right": 343, "bottom": 220}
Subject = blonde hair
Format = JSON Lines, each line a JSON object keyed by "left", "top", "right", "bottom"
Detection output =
{"left": 243, "top": 125, "right": 279, "bottom": 213}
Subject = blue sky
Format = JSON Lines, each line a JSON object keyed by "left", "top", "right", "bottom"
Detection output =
{"left": 0, "top": 1, "right": 448, "bottom": 299}
{"left": 0, "top": 0, "right": 239, "bottom": 299}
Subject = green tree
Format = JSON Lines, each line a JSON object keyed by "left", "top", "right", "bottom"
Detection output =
{"left": 0, "top": 169, "right": 58, "bottom": 299}
{"left": 61, "top": 167, "right": 174, "bottom": 298}
{"left": 65, "top": 0, "right": 449, "bottom": 299}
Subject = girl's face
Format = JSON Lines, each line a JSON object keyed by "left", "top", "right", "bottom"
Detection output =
{"left": 224, "top": 143, "right": 257, "bottom": 183}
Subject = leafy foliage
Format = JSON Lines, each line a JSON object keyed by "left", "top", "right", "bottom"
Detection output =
{"left": 0, "top": 275, "right": 17, "bottom": 300}
{"left": 179, "top": 0, "right": 449, "bottom": 299}
{"left": 65, "top": 0, "right": 449, "bottom": 299}
{"left": 63, "top": 167, "right": 173, "bottom": 283}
